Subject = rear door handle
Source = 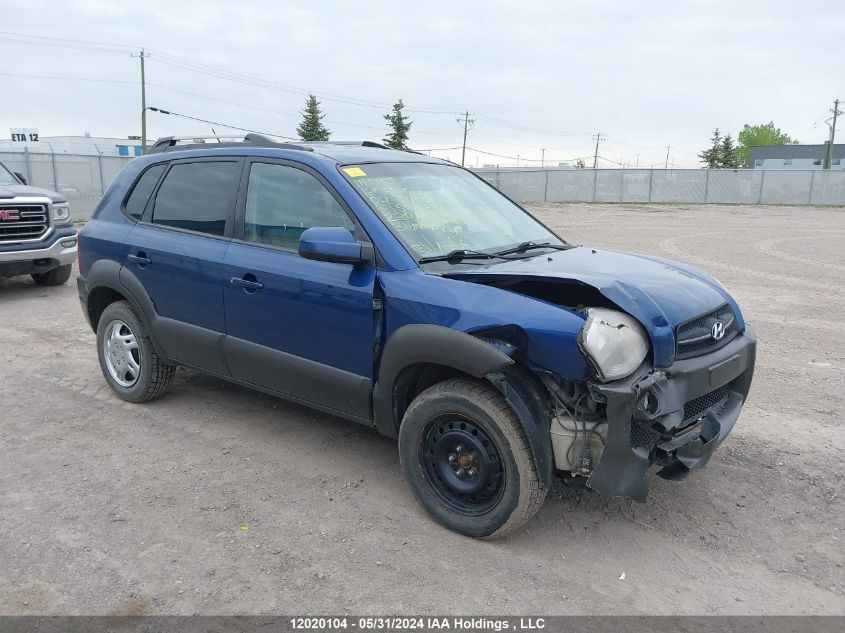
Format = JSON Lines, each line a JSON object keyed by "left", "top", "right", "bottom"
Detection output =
{"left": 229, "top": 276, "right": 264, "bottom": 291}
{"left": 128, "top": 253, "right": 151, "bottom": 266}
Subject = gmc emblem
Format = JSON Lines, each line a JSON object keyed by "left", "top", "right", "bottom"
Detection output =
{"left": 0, "top": 209, "right": 21, "bottom": 221}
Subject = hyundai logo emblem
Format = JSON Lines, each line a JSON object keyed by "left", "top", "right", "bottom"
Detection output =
{"left": 711, "top": 321, "right": 726, "bottom": 341}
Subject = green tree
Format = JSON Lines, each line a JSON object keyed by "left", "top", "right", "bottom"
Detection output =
{"left": 737, "top": 122, "right": 796, "bottom": 166}
{"left": 383, "top": 99, "right": 412, "bottom": 149}
{"left": 699, "top": 128, "right": 722, "bottom": 168}
{"left": 719, "top": 134, "right": 740, "bottom": 168}
{"left": 297, "top": 94, "right": 330, "bottom": 141}
{"left": 574, "top": 158, "right": 586, "bottom": 169}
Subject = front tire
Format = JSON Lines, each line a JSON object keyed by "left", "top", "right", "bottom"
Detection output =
{"left": 398, "top": 378, "right": 547, "bottom": 538}
{"left": 96, "top": 300, "right": 175, "bottom": 402}
{"left": 31, "top": 264, "right": 72, "bottom": 286}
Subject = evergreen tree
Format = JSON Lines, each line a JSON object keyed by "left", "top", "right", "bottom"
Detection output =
{"left": 698, "top": 128, "right": 721, "bottom": 168}
{"left": 719, "top": 134, "right": 740, "bottom": 168}
{"left": 297, "top": 94, "right": 330, "bottom": 141}
{"left": 574, "top": 158, "right": 586, "bottom": 169}
{"left": 383, "top": 99, "right": 412, "bottom": 149}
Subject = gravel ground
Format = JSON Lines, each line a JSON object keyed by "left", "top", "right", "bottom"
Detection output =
{"left": 0, "top": 203, "right": 842, "bottom": 615}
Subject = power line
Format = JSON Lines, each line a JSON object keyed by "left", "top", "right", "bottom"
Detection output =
{"left": 146, "top": 107, "right": 299, "bottom": 141}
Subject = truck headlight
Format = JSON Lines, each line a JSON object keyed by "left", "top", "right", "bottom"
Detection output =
{"left": 577, "top": 308, "right": 649, "bottom": 381}
{"left": 51, "top": 203, "right": 72, "bottom": 226}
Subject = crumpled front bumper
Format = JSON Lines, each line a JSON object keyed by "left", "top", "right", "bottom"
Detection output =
{"left": 586, "top": 326, "right": 756, "bottom": 500}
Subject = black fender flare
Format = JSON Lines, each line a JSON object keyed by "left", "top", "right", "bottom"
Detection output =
{"left": 83, "top": 259, "right": 169, "bottom": 360}
{"left": 373, "top": 324, "right": 514, "bottom": 437}
{"left": 373, "top": 325, "right": 554, "bottom": 489}
{"left": 487, "top": 365, "right": 554, "bottom": 489}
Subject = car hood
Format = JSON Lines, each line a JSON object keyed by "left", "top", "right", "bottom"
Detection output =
{"left": 0, "top": 184, "right": 66, "bottom": 203}
{"left": 443, "top": 246, "right": 745, "bottom": 367}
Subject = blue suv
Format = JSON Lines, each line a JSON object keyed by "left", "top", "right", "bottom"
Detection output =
{"left": 77, "top": 135, "right": 756, "bottom": 538}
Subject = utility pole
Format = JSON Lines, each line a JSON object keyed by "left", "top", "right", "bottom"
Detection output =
{"left": 592, "top": 132, "right": 604, "bottom": 169}
{"left": 664, "top": 145, "right": 672, "bottom": 169}
{"left": 131, "top": 49, "right": 151, "bottom": 154}
{"left": 541, "top": 148, "right": 546, "bottom": 171}
{"left": 825, "top": 98, "right": 841, "bottom": 169}
{"left": 635, "top": 153, "right": 640, "bottom": 168}
{"left": 457, "top": 110, "right": 475, "bottom": 167}
{"left": 516, "top": 154, "right": 520, "bottom": 169}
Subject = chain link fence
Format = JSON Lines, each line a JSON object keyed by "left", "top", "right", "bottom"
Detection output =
{"left": 3, "top": 151, "right": 844, "bottom": 221}
{"left": 0, "top": 149, "right": 133, "bottom": 220}
{"left": 474, "top": 168, "right": 845, "bottom": 205}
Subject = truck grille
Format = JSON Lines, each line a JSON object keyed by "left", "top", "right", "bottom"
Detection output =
{"left": 0, "top": 204, "right": 50, "bottom": 242}
{"left": 676, "top": 304, "right": 738, "bottom": 359}
{"left": 683, "top": 384, "right": 730, "bottom": 424}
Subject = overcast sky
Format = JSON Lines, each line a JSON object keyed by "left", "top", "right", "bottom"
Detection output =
{"left": 1, "top": 0, "right": 842, "bottom": 167}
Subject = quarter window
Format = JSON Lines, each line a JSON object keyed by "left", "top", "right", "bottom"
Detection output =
{"left": 125, "top": 163, "right": 166, "bottom": 220}
{"left": 152, "top": 161, "right": 240, "bottom": 236}
{"left": 244, "top": 162, "right": 354, "bottom": 250}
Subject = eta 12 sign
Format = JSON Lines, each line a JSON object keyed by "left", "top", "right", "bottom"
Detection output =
{"left": 10, "top": 128, "right": 40, "bottom": 143}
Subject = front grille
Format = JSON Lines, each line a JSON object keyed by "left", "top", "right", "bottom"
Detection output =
{"left": 0, "top": 204, "right": 50, "bottom": 242}
{"left": 676, "top": 304, "right": 738, "bottom": 359}
{"left": 631, "top": 423, "right": 661, "bottom": 449}
{"left": 683, "top": 384, "right": 730, "bottom": 424}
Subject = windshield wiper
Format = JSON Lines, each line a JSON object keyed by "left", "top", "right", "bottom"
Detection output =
{"left": 491, "top": 241, "right": 571, "bottom": 257}
{"left": 418, "top": 249, "right": 522, "bottom": 264}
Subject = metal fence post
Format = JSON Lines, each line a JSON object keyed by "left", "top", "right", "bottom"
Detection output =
{"left": 648, "top": 169, "right": 654, "bottom": 202}
{"left": 619, "top": 168, "right": 624, "bottom": 203}
{"left": 757, "top": 169, "right": 766, "bottom": 204}
{"left": 24, "top": 147, "right": 33, "bottom": 184}
{"left": 808, "top": 169, "right": 816, "bottom": 205}
{"left": 704, "top": 169, "right": 710, "bottom": 203}
{"left": 97, "top": 153, "right": 106, "bottom": 195}
{"left": 592, "top": 168, "right": 598, "bottom": 202}
{"left": 50, "top": 149, "right": 58, "bottom": 191}
{"left": 544, "top": 170, "right": 549, "bottom": 202}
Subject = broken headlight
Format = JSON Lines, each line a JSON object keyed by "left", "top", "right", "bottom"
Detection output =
{"left": 577, "top": 308, "right": 649, "bottom": 381}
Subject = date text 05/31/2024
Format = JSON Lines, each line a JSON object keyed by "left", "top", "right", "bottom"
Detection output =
{"left": 290, "top": 617, "right": 547, "bottom": 630}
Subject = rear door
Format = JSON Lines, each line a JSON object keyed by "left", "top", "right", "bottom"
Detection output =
{"left": 124, "top": 158, "right": 242, "bottom": 374}
{"left": 222, "top": 159, "right": 376, "bottom": 420}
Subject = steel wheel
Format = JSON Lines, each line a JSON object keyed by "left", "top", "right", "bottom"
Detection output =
{"left": 102, "top": 319, "right": 141, "bottom": 388}
{"left": 420, "top": 415, "right": 505, "bottom": 515}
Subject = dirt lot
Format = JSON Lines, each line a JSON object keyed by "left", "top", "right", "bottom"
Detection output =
{"left": 0, "top": 203, "right": 842, "bottom": 615}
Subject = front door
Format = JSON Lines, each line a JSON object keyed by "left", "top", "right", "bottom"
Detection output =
{"left": 222, "top": 159, "right": 375, "bottom": 420}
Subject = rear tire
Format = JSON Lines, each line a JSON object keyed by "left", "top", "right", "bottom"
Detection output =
{"left": 96, "top": 300, "right": 175, "bottom": 402}
{"left": 31, "top": 264, "right": 72, "bottom": 286}
{"left": 398, "top": 378, "right": 547, "bottom": 538}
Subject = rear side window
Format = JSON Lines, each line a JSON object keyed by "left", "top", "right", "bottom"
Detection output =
{"left": 152, "top": 161, "right": 240, "bottom": 236}
{"left": 125, "top": 163, "right": 166, "bottom": 220}
{"left": 244, "top": 162, "right": 354, "bottom": 250}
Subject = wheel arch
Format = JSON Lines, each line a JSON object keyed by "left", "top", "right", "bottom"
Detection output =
{"left": 373, "top": 324, "right": 554, "bottom": 488}
{"left": 83, "top": 259, "right": 169, "bottom": 360}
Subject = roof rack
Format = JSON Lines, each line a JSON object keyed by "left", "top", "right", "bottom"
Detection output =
{"left": 303, "top": 140, "right": 423, "bottom": 155}
{"left": 147, "top": 133, "right": 314, "bottom": 154}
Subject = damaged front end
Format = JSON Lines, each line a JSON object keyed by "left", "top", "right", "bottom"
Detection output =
{"left": 543, "top": 327, "right": 756, "bottom": 500}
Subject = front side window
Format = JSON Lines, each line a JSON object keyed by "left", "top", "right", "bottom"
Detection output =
{"left": 244, "top": 162, "right": 354, "bottom": 250}
{"left": 152, "top": 161, "right": 240, "bottom": 236}
{"left": 125, "top": 163, "right": 166, "bottom": 220}
{"left": 0, "top": 162, "right": 18, "bottom": 186}
{"left": 341, "top": 162, "right": 561, "bottom": 259}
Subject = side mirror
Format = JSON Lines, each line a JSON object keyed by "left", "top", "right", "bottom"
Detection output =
{"left": 14, "top": 172, "right": 27, "bottom": 185}
{"left": 298, "top": 227, "right": 371, "bottom": 265}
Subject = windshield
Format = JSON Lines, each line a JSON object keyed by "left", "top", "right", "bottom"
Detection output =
{"left": 0, "top": 163, "right": 18, "bottom": 186}
{"left": 341, "top": 162, "right": 562, "bottom": 259}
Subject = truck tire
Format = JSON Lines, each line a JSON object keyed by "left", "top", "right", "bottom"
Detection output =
{"left": 96, "top": 300, "right": 175, "bottom": 403}
{"left": 398, "top": 377, "right": 547, "bottom": 538}
{"left": 31, "top": 264, "right": 72, "bottom": 286}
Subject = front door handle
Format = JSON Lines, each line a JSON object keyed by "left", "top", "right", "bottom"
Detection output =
{"left": 128, "top": 252, "right": 151, "bottom": 267}
{"left": 229, "top": 276, "right": 264, "bottom": 291}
